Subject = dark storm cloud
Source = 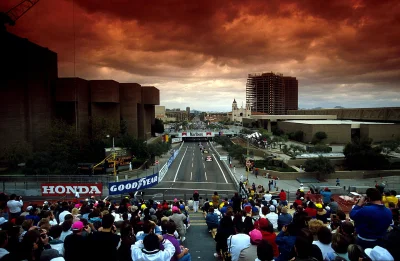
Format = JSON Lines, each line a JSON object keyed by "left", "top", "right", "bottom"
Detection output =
{"left": 2, "top": 0, "right": 400, "bottom": 110}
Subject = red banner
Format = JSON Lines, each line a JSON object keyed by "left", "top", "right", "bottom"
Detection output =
{"left": 182, "top": 132, "right": 187, "bottom": 136}
{"left": 41, "top": 183, "right": 103, "bottom": 197}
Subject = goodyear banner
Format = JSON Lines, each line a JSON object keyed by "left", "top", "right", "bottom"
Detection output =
{"left": 108, "top": 173, "right": 159, "bottom": 195}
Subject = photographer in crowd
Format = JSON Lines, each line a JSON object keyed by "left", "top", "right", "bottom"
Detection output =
{"left": 349, "top": 188, "right": 392, "bottom": 250}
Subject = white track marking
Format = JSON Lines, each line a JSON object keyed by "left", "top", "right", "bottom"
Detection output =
{"left": 212, "top": 153, "right": 228, "bottom": 183}
{"left": 190, "top": 172, "right": 192, "bottom": 180}
{"left": 173, "top": 147, "right": 188, "bottom": 182}
{"left": 205, "top": 172, "right": 207, "bottom": 181}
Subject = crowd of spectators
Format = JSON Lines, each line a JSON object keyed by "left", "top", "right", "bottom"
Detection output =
{"left": 201, "top": 186, "right": 399, "bottom": 261}
{"left": 0, "top": 193, "right": 192, "bottom": 261}
{"left": 1, "top": 182, "right": 399, "bottom": 261}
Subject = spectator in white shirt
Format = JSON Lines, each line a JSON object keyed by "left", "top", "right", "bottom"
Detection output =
{"left": 312, "top": 226, "right": 334, "bottom": 261}
{"left": 263, "top": 191, "right": 272, "bottom": 202}
{"left": 227, "top": 232, "right": 251, "bottom": 261}
{"left": 58, "top": 203, "right": 71, "bottom": 224}
{"left": 7, "top": 194, "right": 23, "bottom": 219}
{"left": 266, "top": 205, "right": 278, "bottom": 231}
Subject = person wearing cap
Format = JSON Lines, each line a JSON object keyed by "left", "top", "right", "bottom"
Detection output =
{"left": 131, "top": 233, "right": 176, "bottom": 261}
{"left": 63, "top": 221, "right": 91, "bottom": 261}
{"left": 364, "top": 245, "right": 394, "bottom": 261}
{"left": 226, "top": 229, "right": 250, "bottom": 261}
{"left": 315, "top": 203, "right": 328, "bottom": 224}
{"left": 26, "top": 206, "right": 41, "bottom": 225}
{"left": 257, "top": 218, "right": 279, "bottom": 257}
{"left": 350, "top": 188, "right": 392, "bottom": 250}
{"left": 238, "top": 229, "right": 262, "bottom": 261}
{"left": 169, "top": 206, "right": 187, "bottom": 242}
{"left": 266, "top": 205, "right": 278, "bottom": 231}
{"left": 193, "top": 191, "right": 200, "bottom": 212}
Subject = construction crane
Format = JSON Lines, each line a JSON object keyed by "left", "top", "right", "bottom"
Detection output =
{"left": 92, "top": 152, "right": 119, "bottom": 176}
{"left": 1, "top": 0, "right": 40, "bottom": 31}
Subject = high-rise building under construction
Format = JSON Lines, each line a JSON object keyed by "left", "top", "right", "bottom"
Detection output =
{"left": 246, "top": 72, "right": 298, "bottom": 115}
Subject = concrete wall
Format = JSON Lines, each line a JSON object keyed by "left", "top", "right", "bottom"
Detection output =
{"left": 287, "top": 158, "right": 345, "bottom": 166}
{"left": 360, "top": 124, "right": 400, "bottom": 142}
{"left": 289, "top": 107, "right": 400, "bottom": 123}
{"left": 0, "top": 32, "right": 58, "bottom": 151}
{"left": 56, "top": 78, "right": 90, "bottom": 137}
{"left": 120, "top": 83, "right": 142, "bottom": 138}
{"left": 311, "top": 124, "right": 351, "bottom": 144}
{"left": 278, "top": 122, "right": 313, "bottom": 142}
{"left": 90, "top": 80, "right": 120, "bottom": 103}
{"left": 277, "top": 122, "right": 350, "bottom": 144}
{"left": 142, "top": 86, "right": 160, "bottom": 105}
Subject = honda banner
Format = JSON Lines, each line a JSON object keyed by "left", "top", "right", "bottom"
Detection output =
{"left": 41, "top": 183, "right": 103, "bottom": 196}
{"left": 108, "top": 173, "right": 159, "bottom": 195}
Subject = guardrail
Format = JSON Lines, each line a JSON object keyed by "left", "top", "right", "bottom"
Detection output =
{"left": 208, "top": 141, "right": 239, "bottom": 191}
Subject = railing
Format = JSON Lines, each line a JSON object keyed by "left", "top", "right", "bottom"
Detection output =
{"left": 208, "top": 141, "right": 239, "bottom": 191}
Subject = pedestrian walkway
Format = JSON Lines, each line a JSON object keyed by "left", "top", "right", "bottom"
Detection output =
{"left": 185, "top": 211, "right": 216, "bottom": 259}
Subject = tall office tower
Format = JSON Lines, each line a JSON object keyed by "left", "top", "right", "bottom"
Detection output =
{"left": 186, "top": 107, "right": 190, "bottom": 118}
{"left": 284, "top": 76, "right": 298, "bottom": 112}
{"left": 246, "top": 72, "right": 286, "bottom": 115}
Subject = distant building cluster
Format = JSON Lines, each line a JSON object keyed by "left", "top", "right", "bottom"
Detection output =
{"left": 155, "top": 106, "right": 190, "bottom": 122}
{"left": 1, "top": 32, "right": 159, "bottom": 150}
{"left": 205, "top": 113, "right": 229, "bottom": 123}
{"left": 246, "top": 72, "right": 298, "bottom": 115}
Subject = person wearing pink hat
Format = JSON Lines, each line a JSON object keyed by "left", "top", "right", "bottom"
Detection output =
{"left": 238, "top": 229, "right": 262, "bottom": 260}
{"left": 169, "top": 206, "right": 187, "bottom": 242}
{"left": 64, "top": 221, "right": 91, "bottom": 261}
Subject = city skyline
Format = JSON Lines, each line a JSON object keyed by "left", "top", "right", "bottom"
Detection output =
{"left": 2, "top": 0, "right": 399, "bottom": 111}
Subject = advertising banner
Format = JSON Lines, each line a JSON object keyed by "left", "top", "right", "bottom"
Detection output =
{"left": 171, "top": 138, "right": 182, "bottom": 143}
{"left": 41, "top": 183, "right": 103, "bottom": 197}
{"left": 108, "top": 173, "right": 159, "bottom": 195}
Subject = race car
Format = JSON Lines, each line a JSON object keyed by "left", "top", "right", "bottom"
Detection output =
{"left": 205, "top": 156, "right": 213, "bottom": 161}
{"left": 203, "top": 149, "right": 209, "bottom": 154}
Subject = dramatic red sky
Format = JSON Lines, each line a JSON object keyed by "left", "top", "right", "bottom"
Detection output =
{"left": 2, "top": 0, "right": 400, "bottom": 111}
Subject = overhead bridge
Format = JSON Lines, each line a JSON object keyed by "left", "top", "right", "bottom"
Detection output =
{"left": 170, "top": 131, "right": 237, "bottom": 141}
